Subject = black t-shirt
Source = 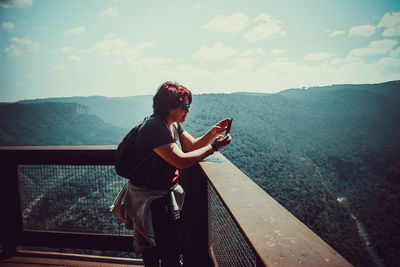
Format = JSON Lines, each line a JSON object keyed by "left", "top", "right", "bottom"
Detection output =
{"left": 132, "top": 114, "right": 185, "bottom": 189}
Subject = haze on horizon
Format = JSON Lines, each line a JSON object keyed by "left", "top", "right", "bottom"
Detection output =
{"left": 1, "top": 0, "right": 400, "bottom": 102}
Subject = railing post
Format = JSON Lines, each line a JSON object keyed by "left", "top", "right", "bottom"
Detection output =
{"left": 0, "top": 154, "right": 22, "bottom": 259}
{"left": 180, "top": 164, "right": 213, "bottom": 266}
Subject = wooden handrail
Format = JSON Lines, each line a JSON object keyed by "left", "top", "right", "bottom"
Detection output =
{"left": 0, "top": 146, "right": 117, "bottom": 165}
{"left": 201, "top": 153, "right": 353, "bottom": 267}
{"left": 0, "top": 145, "right": 117, "bottom": 150}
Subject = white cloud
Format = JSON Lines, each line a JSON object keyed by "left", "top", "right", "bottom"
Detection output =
{"left": 176, "top": 64, "right": 208, "bottom": 74}
{"left": 157, "top": 53, "right": 400, "bottom": 95}
{"left": 133, "top": 41, "right": 155, "bottom": 49}
{"left": 82, "top": 36, "right": 156, "bottom": 67}
{"left": 104, "top": 32, "right": 117, "bottom": 39}
{"left": 192, "top": 42, "right": 237, "bottom": 61}
{"left": 65, "top": 26, "right": 86, "bottom": 35}
{"left": 199, "top": 60, "right": 317, "bottom": 94}
{"left": 226, "top": 57, "right": 396, "bottom": 93}
{"left": 156, "top": 64, "right": 211, "bottom": 90}
{"left": 60, "top": 47, "right": 74, "bottom": 53}
{"left": 0, "top": 0, "right": 32, "bottom": 8}
{"left": 2, "top": 22, "right": 15, "bottom": 32}
{"left": 377, "top": 57, "right": 400, "bottom": 67}
{"left": 378, "top": 11, "right": 400, "bottom": 37}
{"left": 133, "top": 57, "right": 171, "bottom": 71}
{"left": 232, "top": 57, "right": 256, "bottom": 71}
{"left": 53, "top": 64, "right": 65, "bottom": 71}
{"left": 329, "top": 30, "right": 345, "bottom": 37}
{"left": 240, "top": 48, "right": 266, "bottom": 57}
{"left": 391, "top": 46, "right": 400, "bottom": 57}
{"left": 270, "top": 49, "right": 285, "bottom": 56}
{"left": 350, "top": 39, "right": 398, "bottom": 57}
{"left": 59, "top": 76, "right": 69, "bottom": 82}
{"left": 3, "top": 36, "right": 39, "bottom": 58}
{"left": 3, "top": 45, "right": 21, "bottom": 57}
{"left": 101, "top": 7, "right": 118, "bottom": 17}
{"left": 349, "top": 24, "right": 376, "bottom": 36}
{"left": 69, "top": 55, "right": 82, "bottom": 62}
{"left": 257, "top": 61, "right": 313, "bottom": 81}
{"left": 47, "top": 46, "right": 74, "bottom": 55}
{"left": 84, "top": 37, "right": 136, "bottom": 57}
{"left": 305, "top": 52, "right": 336, "bottom": 61}
{"left": 277, "top": 57, "right": 288, "bottom": 61}
{"left": 330, "top": 54, "right": 362, "bottom": 66}
{"left": 89, "top": 38, "right": 127, "bottom": 55}
{"left": 202, "top": 13, "right": 249, "bottom": 33}
{"left": 243, "top": 13, "right": 285, "bottom": 42}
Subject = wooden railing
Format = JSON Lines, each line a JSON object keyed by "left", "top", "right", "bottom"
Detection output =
{"left": 0, "top": 146, "right": 133, "bottom": 255}
{"left": 0, "top": 146, "right": 353, "bottom": 266}
{"left": 201, "top": 153, "right": 353, "bottom": 266}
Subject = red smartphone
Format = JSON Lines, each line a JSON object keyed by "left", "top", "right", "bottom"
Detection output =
{"left": 226, "top": 118, "right": 233, "bottom": 135}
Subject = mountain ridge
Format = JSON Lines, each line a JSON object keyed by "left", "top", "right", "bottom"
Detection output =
{"left": 0, "top": 102, "right": 126, "bottom": 146}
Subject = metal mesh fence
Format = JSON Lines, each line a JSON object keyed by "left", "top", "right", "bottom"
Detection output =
{"left": 18, "top": 164, "right": 129, "bottom": 235}
{"left": 17, "top": 164, "right": 258, "bottom": 265}
{"left": 208, "top": 182, "right": 257, "bottom": 267}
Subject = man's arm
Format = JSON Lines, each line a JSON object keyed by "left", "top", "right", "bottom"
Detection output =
{"left": 179, "top": 118, "right": 231, "bottom": 152}
{"left": 154, "top": 132, "right": 231, "bottom": 169}
{"left": 179, "top": 130, "right": 215, "bottom": 152}
{"left": 154, "top": 142, "right": 215, "bottom": 169}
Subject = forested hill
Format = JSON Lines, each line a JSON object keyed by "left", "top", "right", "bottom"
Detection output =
{"left": 0, "top": 102, "right": 126, "bottom": 145}
{"left": 18, "top": 95, "right": 153, "bottom": 129}
{"left": 184, "top": 80, "right": 400, "bottom": 267}
{"left": 1, "top": 80, "right": 399, "bottom": 266}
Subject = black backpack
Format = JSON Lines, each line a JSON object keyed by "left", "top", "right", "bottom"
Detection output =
{"left": 115, "top": 117, "right": 150, "bottom": 178}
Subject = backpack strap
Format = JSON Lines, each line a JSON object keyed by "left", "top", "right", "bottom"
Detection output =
{"left": 127, "top": 116, "right": 153, "bottom": 179}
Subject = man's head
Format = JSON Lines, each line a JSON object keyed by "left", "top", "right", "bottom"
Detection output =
{"left": 153, "top": 81, "right": 192, "bottom": 119}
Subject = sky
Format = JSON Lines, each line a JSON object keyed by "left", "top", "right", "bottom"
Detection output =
{"left": 1, "top": 0, "right": 400, "bottom": 102}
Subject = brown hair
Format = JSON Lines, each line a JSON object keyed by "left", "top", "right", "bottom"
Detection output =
{"left": 153, "top": 81, "right": 192, "bottom": 118}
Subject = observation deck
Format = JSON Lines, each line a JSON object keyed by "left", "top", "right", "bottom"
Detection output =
{"left": 0, "top": 146, "right": 352, "bottom": 266}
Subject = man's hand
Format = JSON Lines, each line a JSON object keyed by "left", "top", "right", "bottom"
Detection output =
{"left": 212, "top": 134, "right": 232, "bottom": 151}
{"left": 211, "top": 118, "right": 231, "bottom": 136}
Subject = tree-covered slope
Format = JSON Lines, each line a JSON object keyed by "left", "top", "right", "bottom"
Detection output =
{"left": 0, "top": 102, "right": 126, "bottom": 145}
{"left": 18, "top": 95, "right": 153, "bottom": 129}
{"left": 182, "top": 81, "right": 400, "bottom": 267}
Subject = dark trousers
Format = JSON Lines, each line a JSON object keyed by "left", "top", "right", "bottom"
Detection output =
{"left": 142, "top": 196, "right": 183, "bottom": 267}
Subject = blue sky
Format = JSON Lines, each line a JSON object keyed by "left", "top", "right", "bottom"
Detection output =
{"left": 1, "top": 0, "right": 400, "bottom": 101}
